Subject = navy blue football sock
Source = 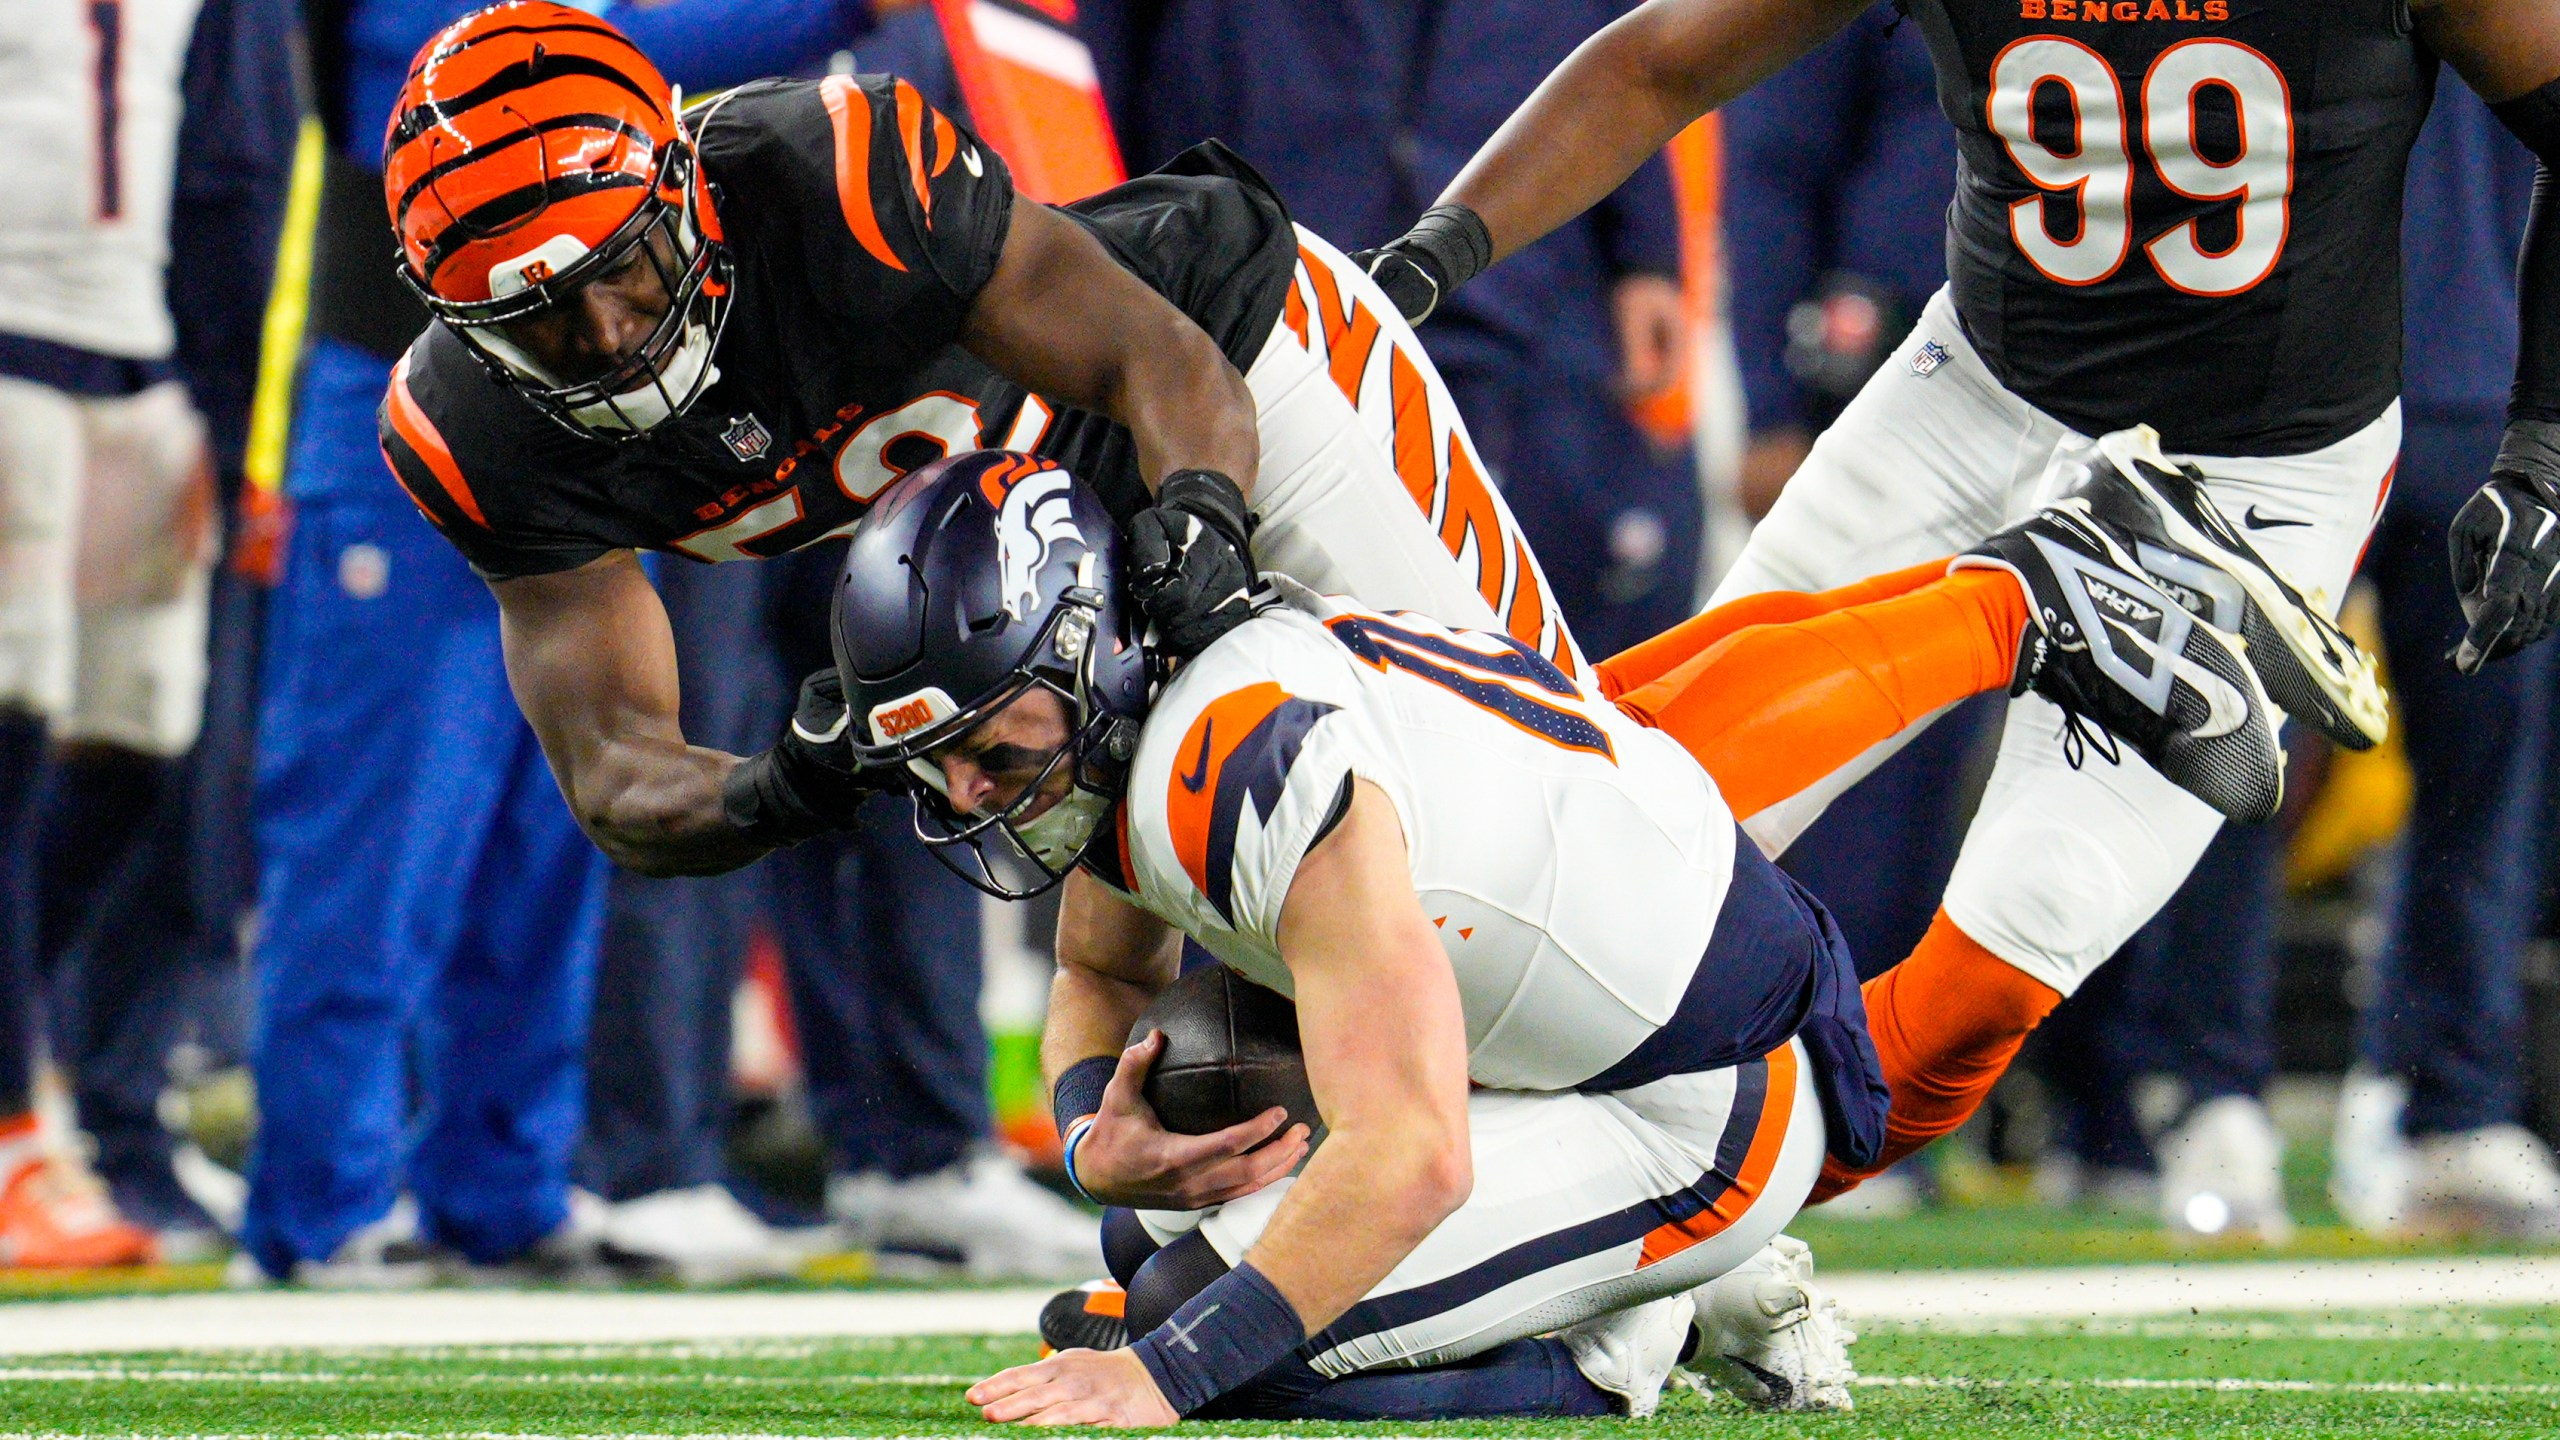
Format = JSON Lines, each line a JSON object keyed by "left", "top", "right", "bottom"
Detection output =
{"left": 0, "top": 708, "right": 49, "bottom": 1112}
{"left": 31, "top": 745, "right": 175, "bottom": 962}
{"left": 1207, "top": 1338, "right": 1615, "bottom": 1421}
{"left": 1101, "top": 1207, "right": 1161, "bottom": 1288}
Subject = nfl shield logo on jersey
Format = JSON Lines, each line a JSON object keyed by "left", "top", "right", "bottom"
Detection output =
{"left": 722, "top": 414, "right": 774, "bottom": 461}
{"left": 1911, "top": 340, "right": 1951, "bottom": 379}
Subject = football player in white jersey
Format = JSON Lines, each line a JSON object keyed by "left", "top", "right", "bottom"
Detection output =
{"left": 823, "top": 444, "right": 2297, "bottom": 1424}
{"left": 0, "top": 0, "right": 221, "bottom": 1268}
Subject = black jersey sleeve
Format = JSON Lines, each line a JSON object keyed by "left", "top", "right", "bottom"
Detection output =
{"left": 377, "top": 344, "right": 616, "bottom": 582}
{"left": 702, "top": 77, "right": 1017, "bottom": 353}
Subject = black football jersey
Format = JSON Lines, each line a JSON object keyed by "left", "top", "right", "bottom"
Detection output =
{"left": 1906, "top": 0, "right": 2432, "bottom": 455}
{"left": 381, "top": 75, "right": 1296, "bottom": 581}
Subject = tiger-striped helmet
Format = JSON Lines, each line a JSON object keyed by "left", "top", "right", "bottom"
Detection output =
{"left": 384, "top": 2, "right": 730, "bottom": 438}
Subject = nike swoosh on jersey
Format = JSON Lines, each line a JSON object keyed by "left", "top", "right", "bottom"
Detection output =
{"left": 1179, "top": 720, "right": 1214, "bottom": 793}
{"left": 2242, "top": 506, "right": 2311, "bottom": 531}
{"left": 962, "top": 146, "right": 984, "bottom": 177}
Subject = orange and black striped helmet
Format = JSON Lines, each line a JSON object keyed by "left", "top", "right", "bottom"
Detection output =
{"left": 385, "top": 3, "right": 732, "bottom": 436}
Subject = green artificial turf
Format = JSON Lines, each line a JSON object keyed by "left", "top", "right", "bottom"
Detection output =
{"left": 6, "top": 1312, "right": 2560, "bottom": 1439}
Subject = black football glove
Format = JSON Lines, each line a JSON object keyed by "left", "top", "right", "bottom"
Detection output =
{"left": 722, "top": 668, "right": 899, "bottom": 846}
{"left": 1347, "top": 204, "right": 1494, "bottom": 325}
{"left": 1126, "top": 468, "right": 1257, "bottom": 658}
{"left": 2451, "top": 418, "right": 2560, "bottom": 674}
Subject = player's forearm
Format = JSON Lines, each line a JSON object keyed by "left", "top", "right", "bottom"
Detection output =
{"left": 1045, "top": 873, "right": 1182, "bottom": 1090}
{"left": 1243, "top": 1111, "right": 1472, "bottom": 1334}
{"left": 1440, "top": 0, "right": 1867, "bottom": 264}
{"left": 1103, "top": 323, "right": 1261, "bottom": 499}
{"left": 551, "top": 734, "right": 767, "bottom": 878}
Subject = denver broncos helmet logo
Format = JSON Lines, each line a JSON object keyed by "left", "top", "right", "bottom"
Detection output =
{"left": 996, "top": 467, "right": 1082, "bottom": 623}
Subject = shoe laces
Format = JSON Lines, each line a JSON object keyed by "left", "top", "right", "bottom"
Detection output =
{"left": 2055, "top": 706, "right": 2123, "bottom": 773}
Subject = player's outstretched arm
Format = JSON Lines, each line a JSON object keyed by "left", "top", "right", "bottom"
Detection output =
{"left": 963, "top": 200, "right": 1264, "bottom": 652}
{"left": 1360, "top": 0, "right": 1868, "bottom": 322}
{"left": 491, "top": 552, "right": 773, "bottom": 877}
{"left": 975, "top": 782, "right": 1468, "bottom": 1425}
{"left": 2420, "top": 0, "right": 2560, "bottom": 669}
{"left": 1249, "top": 781, "right": 1474, "bottom": 1326}
{"left": 962, "top": 202, "right": 1260, "bottom": 493}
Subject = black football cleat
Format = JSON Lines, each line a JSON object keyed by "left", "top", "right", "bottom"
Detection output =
{"left": 2072, "top": 426, "right": 2389, "bottom": 751}
{"left": 1038, "top": 1279, "right": 1130, "bottom": 1356}
{"left": 1957, "top": 499, "right": 2286, "bottom": 824}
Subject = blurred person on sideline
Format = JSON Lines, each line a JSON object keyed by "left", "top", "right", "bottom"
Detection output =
{"left": 2331, "top": 77, "right": 2560, "bottom": 1240}
{"left": 238, "top": 0, "right": 890, "bottom": 1287}
{"left": 0, "top": 0, "right": 292, "bottom": 1269}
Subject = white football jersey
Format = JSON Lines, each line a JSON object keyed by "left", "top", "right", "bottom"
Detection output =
{"left": 0, "top": 0, "right": 205, "bottom": 359}
{"left": 1106, "top": 581, "right": 1740, "bottom": 1092}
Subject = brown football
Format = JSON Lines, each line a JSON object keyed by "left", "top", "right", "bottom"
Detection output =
{"left": 1130, "top": 964, "right": 1321, "bottom": 1139}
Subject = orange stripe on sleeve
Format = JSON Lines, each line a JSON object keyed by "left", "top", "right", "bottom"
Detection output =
{"left": 931, "top": 112, "right": 958, "bottom": 179}
{"left": 1438, "top": 436, "right": 1508, "bottom": 611}
{"left": 384, "top": 354, "right": 487, "bottom": 527}
{"left": 1387, "top": 347, "right": 1437, "bottom": 513}
{"left": 1300, "top": 247, "right": 1379, "bottom": 403}
{"left": 819, "top": 76, "right": 908, "bottom": 274}
{"left": 1506, "top": 536, "right": 1551, "bottom": 659}
{"left": 893, "top": 79, "right": 934, "bottom": 226}
{"left": 1638, "top": 1043, "right": 1799, "bottom": 1268}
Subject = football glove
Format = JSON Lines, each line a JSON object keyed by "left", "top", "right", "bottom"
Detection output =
{"left": 1127, "top": 469, "right": 1258, "bottom": 658}
{"left": 2451, "top": 418, "right": 2560, "bottom": 674}
{"left": 722, "top": 668, "right": 897, "bottom": 846}
{"left": 1348, "top": 204, "right": 1494, "bottom": 325}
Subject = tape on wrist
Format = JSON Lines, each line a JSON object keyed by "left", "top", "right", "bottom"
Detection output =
{"left": 1127, "top": 1262, "right": 1306, "bottom": 1416}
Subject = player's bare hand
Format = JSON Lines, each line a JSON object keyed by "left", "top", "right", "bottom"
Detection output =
{"left": 1612, "top": 274, "right": 1687, "bottom": 401}
{"left": 969, "top": 1347, "right": 1180, "bottom": 1427}
{"left": 1074, "top": 1031, "right": 1310, "bottom": 1209}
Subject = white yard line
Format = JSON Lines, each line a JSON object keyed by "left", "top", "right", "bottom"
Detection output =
{"left": 4, "top": 1257, "right": 2560, "bottom": 1356}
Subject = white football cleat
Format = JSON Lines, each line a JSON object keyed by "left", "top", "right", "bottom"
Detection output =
{"left": 1681, "top": 1234, "right": 1857, "bottom": 1412}
{"left": 2156, "top": 1095, "right": 2294, "bottom": 1244}
{"left": 829, "top": 1151, "right": 1100, "bottom": 1280}
{"left": 2328, "top": 1066, "right": 2414, "bottom": 1235}
{"left": 1559, "top": 1293, "right": 1694, "bottom": 1417}
{"left": 600, "top": 1184, "right": 800, "bottom": 1285}
{"left": 2409, "top": 1125, "right": 2560, "bottom": 1240}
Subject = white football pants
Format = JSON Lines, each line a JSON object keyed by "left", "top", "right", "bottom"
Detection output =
{"left": 1242, "top": 226, "right": 1587, "bottom": 682}
{"left": 0, "top": 376, "right": 216, "bottom": 755}
{"left": 1718, "top": 287, "right": 2396, "bottom": 995}
{"left": 1140, "top": 1039, "right": 1823, "bottom": 1377}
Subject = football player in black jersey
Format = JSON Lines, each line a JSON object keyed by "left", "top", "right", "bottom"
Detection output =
{"left": 1360, "top": 0, "right": 2560, "bottom": 1211}
{"left": 376, "top": 4, "right": 1577, "bottom": 878}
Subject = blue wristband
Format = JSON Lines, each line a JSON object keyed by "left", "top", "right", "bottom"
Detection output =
{"left": 1060, "top": 1116, "right": 1100, "bottom": 1203}
{"left": 1052, "top": 1055, "right": 1118, "bottom": 1135}
{"left": 1127, "top": 1262, "right": 1306, "bottom": 1416}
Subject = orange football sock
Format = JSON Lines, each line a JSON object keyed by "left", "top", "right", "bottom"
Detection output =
{"left": 1810, "top": 910, "right": 2063, "bottom": 1203}
{"left": 1612, "top": 568, "right": 2029, "bottom": 821}
{"left": 1595, "top": 560, "right": 1952, "bottom": 700}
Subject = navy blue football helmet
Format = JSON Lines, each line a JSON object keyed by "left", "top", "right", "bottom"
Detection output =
{"left": 833, "top": 451, "right": 1151, "bottom": 898}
